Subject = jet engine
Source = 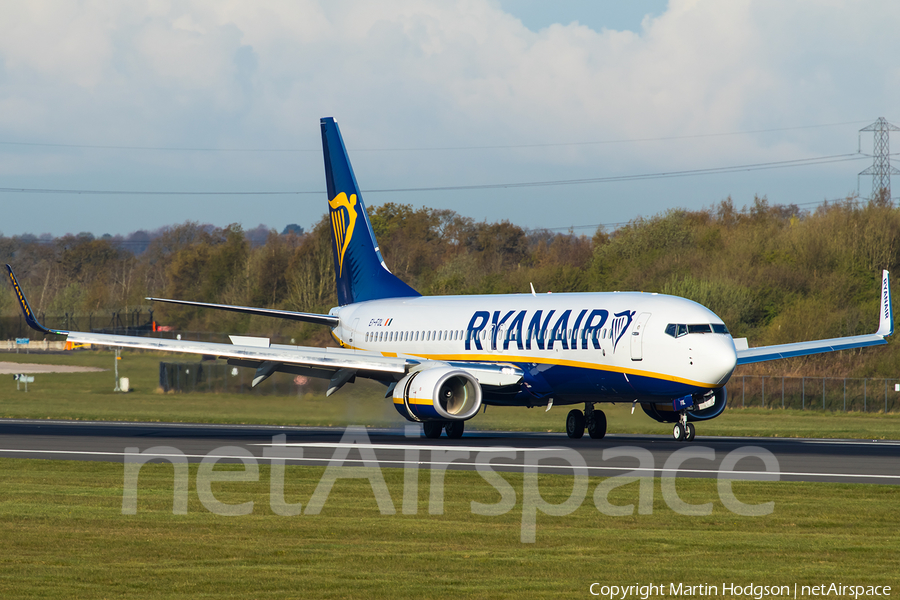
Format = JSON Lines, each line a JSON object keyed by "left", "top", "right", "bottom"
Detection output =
{"left": 640, "top": 387, "right": 727, "bottom": 423}
{"left": 392, "top": 367, "right": 482, "bottom": 422}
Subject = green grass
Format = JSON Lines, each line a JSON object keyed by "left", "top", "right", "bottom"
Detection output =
{"left": 0, "top": 458, "right": 897, "bottom": 599}
{"left": 0, "top": 350, "right": 899, "bottom": 439}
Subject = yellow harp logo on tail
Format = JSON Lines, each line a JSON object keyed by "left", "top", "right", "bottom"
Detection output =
{"left": 328, "top": 192, "right": 358, "bottom": 277}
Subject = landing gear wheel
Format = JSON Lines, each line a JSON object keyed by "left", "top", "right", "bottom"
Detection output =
{"left": 673, "top": 422, "right": 686, "bottom": 441}
{"left": 445, "top": 420, "right": 465, "bottom": 439}
{"left": 685, "top": 422, "right": 696, "bottom": 442}
{"left": 423, "top": 421, "right": 443, "bottom": 439}
{"left": 587, "top": 409, "right": 607, "bottom": 439}
{"left": 566, "top": 409, "right": 585, "bottom": 439}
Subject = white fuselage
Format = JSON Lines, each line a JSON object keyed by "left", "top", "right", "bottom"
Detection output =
{"left": 331, "top": 291, "right": 738, "bottom": 405}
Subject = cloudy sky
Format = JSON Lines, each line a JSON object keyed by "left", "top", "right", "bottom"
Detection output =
{"left": 0, "top": 0, "right": 898, "bottom": 237}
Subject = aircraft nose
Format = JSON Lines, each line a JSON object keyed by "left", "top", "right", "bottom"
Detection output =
{"left": 701, "top": 335, "right": 738, "bottom": 387}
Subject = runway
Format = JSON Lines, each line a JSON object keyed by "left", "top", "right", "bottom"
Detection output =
{"left": 0, "top": 419, "right": 898, "bottom": 485}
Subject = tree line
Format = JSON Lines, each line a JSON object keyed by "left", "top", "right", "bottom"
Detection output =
{"left": 2, "top": 195, "right": 899, "bottom": 378}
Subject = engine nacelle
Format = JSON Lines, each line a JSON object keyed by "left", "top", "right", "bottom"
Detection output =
{"left": 392, "top": 367, "right": 482, "bottom": 422}
{"left": 687, "top": 386, "right": 728, "bottom": 421}
{"left": 641, "top": 387, "right": 727, "bottom": 423}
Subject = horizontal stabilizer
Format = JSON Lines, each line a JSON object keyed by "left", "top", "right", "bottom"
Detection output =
{"left": 147, "top": 297, "right": 339, "bottom": 327}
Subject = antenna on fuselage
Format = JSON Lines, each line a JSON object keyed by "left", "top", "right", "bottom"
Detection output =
{"left": 530, "top": 283, "right": 537, "bottom": 297}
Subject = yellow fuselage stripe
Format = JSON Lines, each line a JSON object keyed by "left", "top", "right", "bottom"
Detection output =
{"left": 339, "top": 340, "right": 718, "bottom": 389}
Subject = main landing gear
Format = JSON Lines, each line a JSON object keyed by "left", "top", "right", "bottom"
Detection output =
{"left": 565, "top": 403, "right": 607, "bottom": 439}
{"left": 423, "top": 420, "right": 465, "bottom": 439}
{"left": 672, "top": 411, "right": 695, "bottom": 442}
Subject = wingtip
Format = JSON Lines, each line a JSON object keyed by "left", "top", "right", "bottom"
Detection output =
{"left": 5, "top": 265, "right": 63, "bottom": 336}
{"left": 877, "top": 270, "right": 893, "bottom": 337}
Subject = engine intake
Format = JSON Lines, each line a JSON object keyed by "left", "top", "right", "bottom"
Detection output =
{"left": 393, "top": 367, "right": 482, "bottom": 422}
{"left": 640, "top": 387, "right": 727, "bottom": 423}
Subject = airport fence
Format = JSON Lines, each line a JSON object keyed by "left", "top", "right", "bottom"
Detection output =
{"left": 0, "top": 310, "right": 156, "bottom": 340}
{"left": 159, "top": 361, "right": 323, "bottom": 396}
{"left": 725, "top": 375, "right": 900, "bottom": 413}
{"left": 1, "top": 313, "right": 301, "bottom": 347}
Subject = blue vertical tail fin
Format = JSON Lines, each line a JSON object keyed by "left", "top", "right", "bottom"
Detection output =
{"left": 320, "top": 117, "right": 421, "bottom": 306}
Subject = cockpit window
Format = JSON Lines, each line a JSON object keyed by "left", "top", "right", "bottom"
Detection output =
{"left": 665, "top": 324, "right": 688, "bottom": 338}
{"left": 665, "top": 323, "right": 729, "bottom": 337}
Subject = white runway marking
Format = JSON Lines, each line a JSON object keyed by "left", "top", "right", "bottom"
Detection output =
{"left": 0, "top": 362, "right": 106, "bottom": 374}
{"left": 1, "top": 447, "right": 898, "bottom": 481}
{"left": 254, "top": 442, "right": 553, "bottom": 452}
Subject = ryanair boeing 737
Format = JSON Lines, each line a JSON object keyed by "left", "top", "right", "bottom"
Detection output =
{"left": 7, "top": 117, "right": 894, "bottom": 441}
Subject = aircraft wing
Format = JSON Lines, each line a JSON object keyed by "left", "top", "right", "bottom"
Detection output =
{"left": 7, "top": 264, "right": 523, "bottom": 389}
{"left": 65, "top": 330, "right": 411, "bottom": 375}
{"left": 64, "top": 331, "right": 523, "bottom": 388}
{"left": 736, "top": 269, "right": 893, "bottom": 365}
{"left": 7, "top": 263, "right": 405, "bottom": 381}
{"left": 735, "top": 333, "right": 888, "bottom": 365}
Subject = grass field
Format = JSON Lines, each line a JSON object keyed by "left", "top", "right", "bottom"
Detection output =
{"left": 1, "top": 350, "right": 898, "bottom": 598}
{"left": 1, "top": 350, "right": 899, "bottom": 439}
{"left": 0, "top": 458, "right": 897, "bottom": 599}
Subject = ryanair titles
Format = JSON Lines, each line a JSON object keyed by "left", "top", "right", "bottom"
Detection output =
{"left": 465, "top": 308, "right": 636, "bottom": 353}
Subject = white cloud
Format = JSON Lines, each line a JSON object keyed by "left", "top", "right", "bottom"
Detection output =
{"left": 0, "top": 0, "right": 898, "bottom": 235}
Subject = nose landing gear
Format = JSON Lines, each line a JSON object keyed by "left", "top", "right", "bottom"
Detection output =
{"left": 672, "top": 412, "right": 696, "bottom": 442}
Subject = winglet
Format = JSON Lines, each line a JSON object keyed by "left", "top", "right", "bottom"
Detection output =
{"left": 877, "top": 269, "right": 893, "bottom": 337}
{"left": 5, "top": 265, "right": 66, "bottom": 335}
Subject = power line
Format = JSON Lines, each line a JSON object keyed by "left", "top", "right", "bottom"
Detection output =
{"left": 10, "top": 195, "right": 893, "bottom": 241}
{"left": 355, "top": 119, "right": 873, "bottom": 151}
{"left": 365, "top": 153, "right": 868, "bottom": 192}
{"left": 0, "top": 187, "right": 312, "bottom": 196}
{"left": 0, "top": 119, "right": 871, "bottom": 153}
{"left": 0, "top": 153, "right": 873, "bottom": 197}
{"left": 0, "top": 141, "right": 311, "bottom": 153}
